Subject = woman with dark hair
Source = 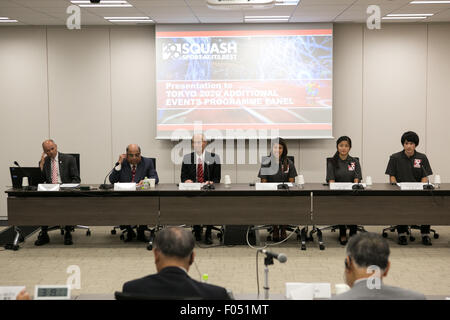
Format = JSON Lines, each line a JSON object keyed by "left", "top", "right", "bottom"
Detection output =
{"left": 326, "top": 136, "right": 362, "bottom": 245}
{"left": 258, "top": 138, "right": 298, "bottom": 241}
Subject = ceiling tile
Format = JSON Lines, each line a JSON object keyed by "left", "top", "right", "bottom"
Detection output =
{"left": 427, "top": 8, "right": 450, "bottom": 21}
{"left": 12, "top": 0, "right": 72, "bottom": 8}
{"left": 0, "top": 0, "right": 22, "bottom": 8}
{"left": 130, "top": 0, "right": 187, "bottom": 7}
{"left": 0, "top": 0, "right": 447, "bottom": 24}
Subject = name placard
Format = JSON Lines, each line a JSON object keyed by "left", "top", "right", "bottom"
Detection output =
{"left": 397, "top": 183, "right": 429, "bottom": 190}
{"left": 255, "top": 183, "right": 294, "bottom": 190}
{"left": 178, "top": 183, "right": 202, "bottom": 191}
{"left": 37, "top": 184, "right": 60, "bottom": 191}
{"left": 113, "top": 183, "right": 136, "bottom": 191}
{"left": 329, "top": 183, "right": 366, "bottom": 190}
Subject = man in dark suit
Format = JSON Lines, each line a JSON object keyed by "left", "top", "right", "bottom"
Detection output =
{"left": 122, "top": 226, "right": 231, "bottom": 300}
{"left": 332, "top": 232, "right": 425, "bottom": 300}
{"left": 35, "top": 139, "right": 81, "bottom": 246}
{"left": 109, "top": 144, "right": 159, "bottom": 242}
{"left": 181, "top": 134, "right": 221, "bottom": 244}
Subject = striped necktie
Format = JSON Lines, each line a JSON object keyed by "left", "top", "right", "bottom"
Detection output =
{"left": 131, "top": 165, "right": 136, "bottom": 182}
{"left": 51, "top": 158, "right": 58, "bottom": 184}
{"left": 197, "top": 158, "right": 204, "bottom": 183}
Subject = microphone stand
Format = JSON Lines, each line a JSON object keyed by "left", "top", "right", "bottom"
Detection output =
{"left": 263, "top": 255, "right": 274, "bottom": 300}
{"left": 277, "top": 159, "right": 289, "bottom": 190}
{"left": 100, "top": 162, "right": 119, "bottom": 190}
{"left": 422, "top": 166, "right": 434, "bottom": 190}
{"left": 352, "top": 182, "right": 364, "bottom": 190}
{"left": 13, "top": 161, "right": 33, "bottom": 190}
{"left": 202, "top": 160, "right": 215, "bottom": 190}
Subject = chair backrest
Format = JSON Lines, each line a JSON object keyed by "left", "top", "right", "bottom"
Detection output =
{"left": 261, "top": 155, "right": 294, "bottom": 163}
{"left": 114, "top": 291, "right": 203, "bottom": 300}
{"left": 148, "top": 157, "right": 156, "bottom": 169}
{"left": 67, "top": 153, "right": 80, "bottom": 175}
{"left": 326, "top": 156, "right": 359, "bottom": 166}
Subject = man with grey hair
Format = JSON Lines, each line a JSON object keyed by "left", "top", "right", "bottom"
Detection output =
{"left": 122, "top": 227, "right": 231, "bottom": 299}
{"left": 181, "top": 134, "right": 221, "bottom": 244}
{"left": 35, "top": 139, "right": 80, "bottom": 246}
{"left": 333, "top": 232, "right": 426, "bottom": 300}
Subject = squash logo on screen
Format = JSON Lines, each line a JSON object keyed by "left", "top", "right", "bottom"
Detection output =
{"left": 163, "top": 43, "right": 182, "bottom": 60}
{"left": 162, "top": 41, "right": 237, "bottom": 61}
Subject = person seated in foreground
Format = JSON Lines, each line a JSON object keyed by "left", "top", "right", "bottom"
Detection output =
{"left": 122, "top": 226, "right": 232, "bottom": 300}
{"left": 332, "top": 232, "right": 426, "bottom": 300}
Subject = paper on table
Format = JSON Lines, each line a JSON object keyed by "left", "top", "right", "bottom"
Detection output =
{"left": 286, "top": 282, "right": 331, "bottom": 299}
{"left": 0, "top": 286, "right": 26, "bottom": 300}
{"left": 287, "top": 284, "right": 314, "bottom": 300}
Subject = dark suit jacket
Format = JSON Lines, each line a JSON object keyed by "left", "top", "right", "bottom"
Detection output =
{"left": 181, "top": 152, "right": 221, "bottom": 183}
{"left": 42, "top": 152, "right": 80, "bottom": 184}
{"left": 109, "top": 157, "right": 159, "bottom": 184}
{"left": 122, "top": 266, "right": 231, "bottom": 300}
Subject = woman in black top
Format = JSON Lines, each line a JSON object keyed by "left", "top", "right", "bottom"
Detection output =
{"left": 258, "top": 138, "right": 297, "bottom": 241}
{"left": 326, "top": 136, "right": 362, "bottom": 245}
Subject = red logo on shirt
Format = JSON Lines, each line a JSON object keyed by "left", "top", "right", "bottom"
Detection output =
{"left": 348, "top": 162, "right": 355, "bottom": 171}
{"left": 414, "top": 159, "right": 422, "bottom": 168}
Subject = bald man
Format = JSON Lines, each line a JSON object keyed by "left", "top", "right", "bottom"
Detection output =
{"left": 110, "top": 144, "right": 159, "bottom": 242}
{"left": 35, "top": 139, "right": 80, "bottom": 246}
{"left": 123, "top": 227, "right": 231, "bottom": 299}
{"left": 181, "top": 134, "right": 221, "bottom": 245}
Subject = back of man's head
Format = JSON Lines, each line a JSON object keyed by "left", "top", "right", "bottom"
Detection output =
{"left": 346, "top": 232, "right": 390, "bottom": 270}
{"left": 154, "top": 227, "right": 195, "bottom": 259}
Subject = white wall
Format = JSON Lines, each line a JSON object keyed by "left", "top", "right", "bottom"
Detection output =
{"left": 1, "top": 23, "right": 449, "bottom": 219}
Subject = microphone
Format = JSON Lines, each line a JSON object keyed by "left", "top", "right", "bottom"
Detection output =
{"left": 14, "top": 161, "right": 33, "bottom": 190}
{"left": 352, "top": 181, "right": 364, "bottom": 190}
{"left": 422, "top": 166, "right": 434, "bottom": 190}
{"left": 258, "top": 249, "right": 287, "bottom": 263}
{"left": 278, "top": 158, "right": 289, "bottom": 190}
{"left": 100, "top": 162, "right": 119, "bottom": 190}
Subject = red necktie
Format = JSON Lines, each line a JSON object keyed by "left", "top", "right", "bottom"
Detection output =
{"left": 51, "top": 158, "right": 58, "bottom": 184}
{"left": 131, "top": 165, "right": 136, "bottom": 182}
{"left": 197, "top": 158, "right": 204, "bottom": 183}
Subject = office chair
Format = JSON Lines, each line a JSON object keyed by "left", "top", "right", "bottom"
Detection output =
{"left": 110, "top": 158, "right": 160, "bottom": 249}
{"left": 307, "top": 157, "right": 367, "bottom": 250}
{"left": 47, "top": 153, "right": 91, "bottom": 237}
{"left": 382, "top": 225, "right": 439, "bottom": 241}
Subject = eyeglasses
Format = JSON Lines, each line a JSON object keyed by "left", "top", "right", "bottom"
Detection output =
{"left": 127, "top": 153, "right": 141, "bottom": 158}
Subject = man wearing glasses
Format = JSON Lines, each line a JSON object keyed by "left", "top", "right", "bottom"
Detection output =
{"left": 181, "top": 134, "right": 221, "bottom": 245}
{"left": 110, "top": 144, "right": 159, "bottom": 242}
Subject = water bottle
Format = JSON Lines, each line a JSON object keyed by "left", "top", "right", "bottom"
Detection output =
{"left": 142, "top": 176, "right": 149, "bottom": 189}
